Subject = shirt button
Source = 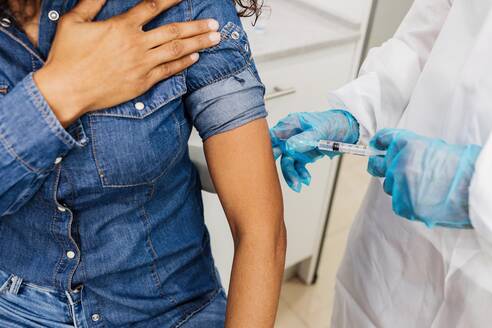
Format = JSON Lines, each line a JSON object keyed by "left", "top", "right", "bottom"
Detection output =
{"left": 54, "top": 157, "right": 63, "bottom": 165}
{"left": 80, "top": 137, "right": 88, "bottom": 147}
{"left": 134, "top": 102, "right": 145, "bottom": 111}
{"left": 66, "top": 251, "right": 76, "bottom": 259}
{"left": 91, "top": 314, "right": 101, "bottom": 322}
{"left": 48, "top": 10, "right": 60, "bottom": 21}
{"left": 0, "top": 17, "right": 11, "bottom": 28}
{"left": 231, "top": 31, "right": 240, "bottom": 40}
{"left": 57, "top": 205, "right": 67, "bottom": 212}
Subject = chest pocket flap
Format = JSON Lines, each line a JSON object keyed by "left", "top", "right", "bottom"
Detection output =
{"left": 88, "top": 74, "right": 189, "bottom": 188}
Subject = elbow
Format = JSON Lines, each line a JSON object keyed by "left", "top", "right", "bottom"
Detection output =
{"left": 231, "top": 210, "right": 287, "bottom": 267}
{"left": 275, "top": 221, "right": 287, "bottom": 266}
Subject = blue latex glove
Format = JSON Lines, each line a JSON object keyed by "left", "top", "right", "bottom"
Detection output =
{"left": 270, "top": 110, "right": 360, "bottom": 192}
{"left": 368, "top": 129, "right": 482, "bottom": 229}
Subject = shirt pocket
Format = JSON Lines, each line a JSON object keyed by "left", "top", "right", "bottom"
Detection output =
{"left": 88, "top": 74, "right": 188, "bottom": 188}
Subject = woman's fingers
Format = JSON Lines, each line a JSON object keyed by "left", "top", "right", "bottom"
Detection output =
{"left": 147, "top": 53, "right": 199, "bottom": 84}
{"left": 145, "top": 19, "right": 220, "bottom": 48}
{"left": 122, "top": 0, "right": 182, "bottom": 26}
{"left": 66, "top": 0, "right": 107, "bottom": 22}
{"left": 147, "top": 32, "right": 220, "bottom": 65}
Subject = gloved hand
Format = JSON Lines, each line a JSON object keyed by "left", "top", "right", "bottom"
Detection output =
{"left": 368, "top": 129, "right": 482, "bottom": 229}
{"left": 270, "top": 110, "right": 360, "bottom": 192}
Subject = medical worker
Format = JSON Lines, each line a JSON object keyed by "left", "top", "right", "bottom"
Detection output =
{"left": 271, "top": 0, "right": 492, "bottom": 326}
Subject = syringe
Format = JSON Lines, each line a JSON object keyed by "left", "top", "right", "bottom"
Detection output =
{"left": 318, "top": 140, "right": 387, "bottom": 157}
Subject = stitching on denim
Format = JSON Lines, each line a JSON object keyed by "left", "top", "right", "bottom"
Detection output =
{"left": 173, "top": 288, "right": 222, "bottom": 328}
{"left": 66, "top": 209, "right": 82, "bottom": 293}
{"left": 140, "top": 206, "right": 177, "bottom": 302}
{"left": 0, "top": 128, "right": 40, "bottom": 173}
{"left": 189, "top": 64, "right": 251, "bottom": 94}
{"left": 23, "top": 77, "right": 76, "bottom": 148}
{"left": 62, "top": 167, "right": 78, "bottom": 204}
{"left": 202, "top": 22, "right": 251, "bottom": 59}
{"left": 23, "top": 282, "right": 60, "bottom": 294}
{"left": 0, "top": 27, "right": 44, "bottom": 63}
{"left": 78, "top": 287, "right": 108, "bottom": 328}
{"left": 0, "top": 274, "right": 13, "bottom": 293}
{"left": 51, "top": 166, "right": 69, "bottom": 289}
{"left": 30, "top": 55, "right": 36, "bottom": 72}
{"left": 51, "top": 213, "right": 66, "bottom": 289}
{"left": 89, "top": 77, "right": 186, "bottom": 119}
{"left": 8, "top": 275, "right": 23, "bottom": 294}
{"left": 90, "top": 111, "right": 186, "bottom": 188}
{"left": 65, "top": 291, "right": 91, "bottom": 328}
{"left": 186, "top": 0, "right": 193, "bottom": 21}
{"left": 88, "top": 115, "right": 106, "bottom": 187}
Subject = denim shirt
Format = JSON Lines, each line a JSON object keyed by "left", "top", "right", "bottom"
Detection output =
{"left": 0, "top": 0, "right": 266, "bottom": 326}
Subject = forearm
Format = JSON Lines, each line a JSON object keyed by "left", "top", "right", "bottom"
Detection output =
{"left": 203, "top": 119, "right": 286, "bottom": 327}
{"left": 0, "top": 74, "right": 83, "bottom": 216}
{"left": 226, "top": 219, "right": 286, "bottom": 328}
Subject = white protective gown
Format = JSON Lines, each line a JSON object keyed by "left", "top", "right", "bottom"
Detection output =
{"left": 329, "top": 0, "right": 492, "bottom": 327}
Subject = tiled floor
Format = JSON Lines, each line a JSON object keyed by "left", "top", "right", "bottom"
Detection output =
{"left": 275, "top": 155, "right": 372, "bottom": 327}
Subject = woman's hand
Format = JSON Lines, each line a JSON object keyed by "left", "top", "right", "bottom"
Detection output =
{"left": 34, "top": 0, "right": 221, "bottom": 127}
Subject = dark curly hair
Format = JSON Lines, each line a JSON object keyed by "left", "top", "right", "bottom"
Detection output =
{"left": 0, "top": 0, "right": 263, "bottom": 23}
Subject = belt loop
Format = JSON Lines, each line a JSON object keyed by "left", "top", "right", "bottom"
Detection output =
{"left": 8, "top": 275, "right": 23, "bottom": 295}
{"left": 0, "top": 274, "right": 13, "bottom": 293}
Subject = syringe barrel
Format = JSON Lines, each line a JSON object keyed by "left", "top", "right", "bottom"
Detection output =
{"left": 318, "top": 140, "right": 386, "bottom": 157}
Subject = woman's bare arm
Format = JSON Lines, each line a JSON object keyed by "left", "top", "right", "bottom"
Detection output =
{"left": 204, "top": 118, "right": 286, "bottom": 328}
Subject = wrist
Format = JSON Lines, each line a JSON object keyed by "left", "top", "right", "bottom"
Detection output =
{"left": 33, "top": 66, "right": 88, "bottom": 127}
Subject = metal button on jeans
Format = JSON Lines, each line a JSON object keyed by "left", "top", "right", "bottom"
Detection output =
{"left": 91, "top": 314, "right": 101, "bottom": 322}
{"left": 231, "top": 31, "right": 240, "bottom": 40}
{"left": 48, "top": 10, "right": 60, "bottom": 21}
{"left": 0, "top": 17, "right": 11, "bottom": 28}
{"left": 66, "top": 251, "right": 76, "bottom": 259}
{"left": 57, "top": 206, "right": 67, "bottom": 212}
{"left": 54, "top": 157, "right": 63, "bottom": 165}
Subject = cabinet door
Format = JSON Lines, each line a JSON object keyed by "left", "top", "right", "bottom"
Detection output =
{"left": 203, "top": 43, "right": 357, "bottom": 290}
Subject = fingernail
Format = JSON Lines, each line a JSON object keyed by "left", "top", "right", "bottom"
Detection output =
{"left": 209, "top": 32, "right": 221, "bottom": 43}
{"left": 208, "top": 19, "right": 219, "bottom": 31}
{"left": 190, "top": 53, "right": 199, "bottom": 61}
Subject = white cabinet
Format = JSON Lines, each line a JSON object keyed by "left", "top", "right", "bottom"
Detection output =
{"left": 258, "top": 45, "right": 357, "bottom": 271}
{"left": 190, "top": 0, "right": 369, "bottom": 290}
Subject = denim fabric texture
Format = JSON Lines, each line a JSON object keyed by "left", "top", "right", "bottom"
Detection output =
{"left": 0, "top": 268, "right": 228, "bottom": 328}
{"left": 0, "top": 0, "right": 267, "bottom": 327}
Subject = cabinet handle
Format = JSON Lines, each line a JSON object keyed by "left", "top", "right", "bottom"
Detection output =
{"left": 265, "top": 86, "right": 296, "bottom": 101}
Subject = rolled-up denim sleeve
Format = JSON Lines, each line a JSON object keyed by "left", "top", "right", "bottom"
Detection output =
{"left": 185, "top": 68, "right": 267, "bottom": 141}
{"left": 0, "top": 73, "right": 83, "bottom": 216}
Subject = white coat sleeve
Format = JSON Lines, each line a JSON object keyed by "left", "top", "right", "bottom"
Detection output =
{"left": 328, "top": 0, "right": 453, "bottom": 143}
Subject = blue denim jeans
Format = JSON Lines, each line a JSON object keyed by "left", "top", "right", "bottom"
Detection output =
{"left": 0, "top": 269, "right": 226, "bottom": 328}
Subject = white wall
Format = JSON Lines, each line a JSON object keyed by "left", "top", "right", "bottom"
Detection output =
{"left": 301, "top": 0, "right": 373, "bottom": 25}
{"left": 365, "top": 0, "right": 414, "bottom": 51}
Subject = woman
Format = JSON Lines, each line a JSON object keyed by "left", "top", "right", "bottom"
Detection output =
{"left": 0, "top": 0, "right": 286, "bottom": 327}
{"left": 271, "top": 0, "right": 492, "bottom": 326}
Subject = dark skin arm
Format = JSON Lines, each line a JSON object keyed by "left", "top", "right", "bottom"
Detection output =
{"left": 204, "top": 119, "right": 287, "bottom": 327}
